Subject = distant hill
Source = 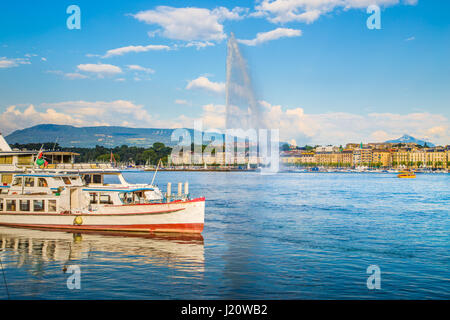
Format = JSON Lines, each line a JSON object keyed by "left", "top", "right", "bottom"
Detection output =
{"left": 5, "top": 124, "right": 289, "bottom": 148}
{"left": 386, "top": 134, "right": 435, "bottom": 147}
{"left": 5, "top": 124, "right": 194, "bottom": 148}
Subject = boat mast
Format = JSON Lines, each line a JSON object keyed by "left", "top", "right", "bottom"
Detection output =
{"left": 151, "top": 158, "right": 161, "bottom": 186}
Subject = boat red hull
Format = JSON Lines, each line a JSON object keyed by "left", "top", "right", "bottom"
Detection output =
{"left": 0, "top": 222, "right": 204, "bottom": 234}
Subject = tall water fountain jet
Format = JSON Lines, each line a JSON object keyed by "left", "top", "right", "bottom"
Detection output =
{"left": 226, "top": 33, "right": 265, "bottom": 130}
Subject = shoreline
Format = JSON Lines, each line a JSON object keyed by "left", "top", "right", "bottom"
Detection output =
{"left": 129, "top": 168, "right": 450, "bottom": 174}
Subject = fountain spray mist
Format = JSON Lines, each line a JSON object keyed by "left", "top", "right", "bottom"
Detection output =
{"left": 226, "top": 33, "right": 265, "bottom": 130}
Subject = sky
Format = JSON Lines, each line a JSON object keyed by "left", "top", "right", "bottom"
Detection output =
{"left": 0, "top": 0, "right": 449, "bottom": 146}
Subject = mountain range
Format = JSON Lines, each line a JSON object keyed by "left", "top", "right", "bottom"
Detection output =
{"left": 385, "top": 134, "right": 435, "bottom": 147}
{"left": 5, "top": 124, "right": 193, "bottom": 148}
{"left": 4, "top": 125, "right": 436, "bottom": 148}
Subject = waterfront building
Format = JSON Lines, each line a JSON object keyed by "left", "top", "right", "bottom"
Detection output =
{"left": 425, "top": 148, "right": 447, "bottom": 169}
{"left": 315, "top": 145, "right": 339, "bottom": 153}
{"left": 409, "top": 149, "right": 427, "bottom": 168}
{"left": 368, "top": 143, "right": 394, "bottom": 149}
{"left": 352, "top": 148, "right": 373, "bottom": 166}
{"left": 447, "top": 148, "right": 450, "bottom": 168}
{"left": 372, "top": 149, "right": 391, "bottom": 167}
{"left": 342, "top": 150, "right": 353, "bottom": 166}
{"left": 345, "top": 143, "right": 359, "bottom": 150}
{"left": 391, "top": 148, "right": 410, "bottom": 168}
{"left": 281, "top": 151, "right": 315, "bottom": 166}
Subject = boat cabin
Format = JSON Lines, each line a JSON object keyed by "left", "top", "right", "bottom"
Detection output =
{"left": 0, "top": 173, "right": 86, "bottom": 214}
{"left": 0, "top": 172, "right": 165, "bottom": 215}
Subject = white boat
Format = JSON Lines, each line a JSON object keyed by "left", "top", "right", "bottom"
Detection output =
{"left": 0, "top": 172, "right": 205, "bottom": 234}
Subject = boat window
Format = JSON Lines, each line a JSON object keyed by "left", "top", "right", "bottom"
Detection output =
{"left": 34, "top": 200, "right": 45, "bottom": 212}
{"left": 38, "top": 178, "right": 48, "bottom": 187}
{"left": 48, "top": 200, "right": 57, "bottom": 212}
{"left": 1, "top": 174, "right": 12, "bottom": 185}
{"left": 20, "top": 200, "right": 30, "bottom": 211}
{"left": 17, "top": 155, "right": 32, "bottom": 165}
{"left": 99, "top": 194, "right": 112, "bottom": 204}
{"left": 103, "top": 174, "right": 121, "bottom": 185}
{"left": 120, "top": 192, "right": 133, "bottom": 204}
{"left": 12, "top": 177, "right": 22, "bottom": 186}
{"left": 0, "top": 200, "right": 3, "bottom": 211}
{"left": 25, "top": 177, "right": 35, "bottom": 187}
{"left": 0, "top": 156, "right": 13, "bottom": 164}
{"left": 134, "top": 191, "right": 145, "bottom": 203}
{"left": 6, "top": 200, "right": 16, "bottom": 211}
{"left": 93, "top": 174, "right": 102, "bottom": 184}
{"left": 89, "top": 193, "right": 98, "bottom": 204}
{"left": 83, "top": 175, "right": 91, "bottom": 184}
{"left": 62, "top": 177, "right": 71, "bottom": 185}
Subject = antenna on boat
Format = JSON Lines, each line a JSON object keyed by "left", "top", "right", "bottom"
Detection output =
{"left": 110, "top": 150, "right": 117, "bottom": 168}
{"left": 53, "top": 137, "right": 59, "bottom": 151}
{"left": 151, "top": 158, "right": 162, "bottom": 186}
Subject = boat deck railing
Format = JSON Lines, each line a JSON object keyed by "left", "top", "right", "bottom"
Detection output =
{"left": 48, "top": 163, "right": 114, "bottom": 169}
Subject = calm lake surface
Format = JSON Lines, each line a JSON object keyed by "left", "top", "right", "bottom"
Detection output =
{"left": 0, "top": 171, "right": 449, "bottom": 299}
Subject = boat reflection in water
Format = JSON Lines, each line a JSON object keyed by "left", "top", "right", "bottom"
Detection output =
{"left": 0, "top": 226, "right": 205, "bottom": 276}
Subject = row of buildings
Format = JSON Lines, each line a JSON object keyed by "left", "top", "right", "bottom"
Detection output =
{"left": 281, "top": 143, "right": 450, "bottom": 169}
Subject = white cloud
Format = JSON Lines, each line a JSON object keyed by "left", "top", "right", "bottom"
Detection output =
{"left": 49, "top": 64, "right": 151, "bottom": 80}
{"left": 2, "top": 97, "right": 447, "bottom": 147}
{"left": 132, "top": 6, "right": 246, "bottom": 42}
{"left": 0, "top": 57, "right": 30, "bottom": 69}
{"left": 0, "top": 100, "right": 158, "bottom": 134}
{"left": 254, "top": 0, "right": 418, "bottom": 24}
{"left": 103, "top": 44, "right": 170, "bottom": 58}
{"left": 200, "top": 104, "right": 226, "bottom": 129}
{"left": 0, "top": 105, "right": 84, "bottom": 133}
{"left": 76, "top": 63, "right": 122, "bottom": 75}
{"left": 238, "top": 28, "right": 302, "bottom": 46}
{"left": 403, "top": 0, "right": 418, "bottom": 4}
{"left": 175, "top": 99, "right": 190, "bottom": 105}
{"left": 126, "top": 64, "right": 155, "bottom": 74}
{"left": 65, "top": 72, "right": 89, "bottom": 79}
{"left": 405, "top": 36, "right": 415, "bottom": 41}
{"left": 184, "top": 41, "right": 215, "bottom": 50}
{"left": 257, "top": 101, "right": 449, "bottom": 146}
{"left": 47, "top": 70, "right": 89, "bottom": 80}
{"left": 133, "top": 76, "right": 152, "bottom": 82}
{"left": 186, "top": 76, "right": 225, "bottom": 94}
{"left": 211, "top": 7, "right": 248, "bottom": 21}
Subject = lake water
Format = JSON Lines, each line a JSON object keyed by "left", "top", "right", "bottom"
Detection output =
{"left": 0, "top": 171, "right": 449, "bottom": 299}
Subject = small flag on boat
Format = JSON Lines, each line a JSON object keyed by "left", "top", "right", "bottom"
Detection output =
{"left": 35, "top": 150, "right": 48, "bottom": 168}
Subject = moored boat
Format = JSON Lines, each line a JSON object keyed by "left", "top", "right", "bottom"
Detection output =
{"left": 0, "top": 173, "right": 205, "bottom": 234}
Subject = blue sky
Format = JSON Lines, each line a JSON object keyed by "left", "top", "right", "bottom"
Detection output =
{"left": 0, "top": 0, "right": 449, "bottom": 145}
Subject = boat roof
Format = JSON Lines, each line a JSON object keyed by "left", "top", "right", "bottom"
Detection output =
{"left": 82, "top": 187, "right": 154, "bottom": 193}
{"left": 14, "top": 173, "right": 81, "bottom": 178}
